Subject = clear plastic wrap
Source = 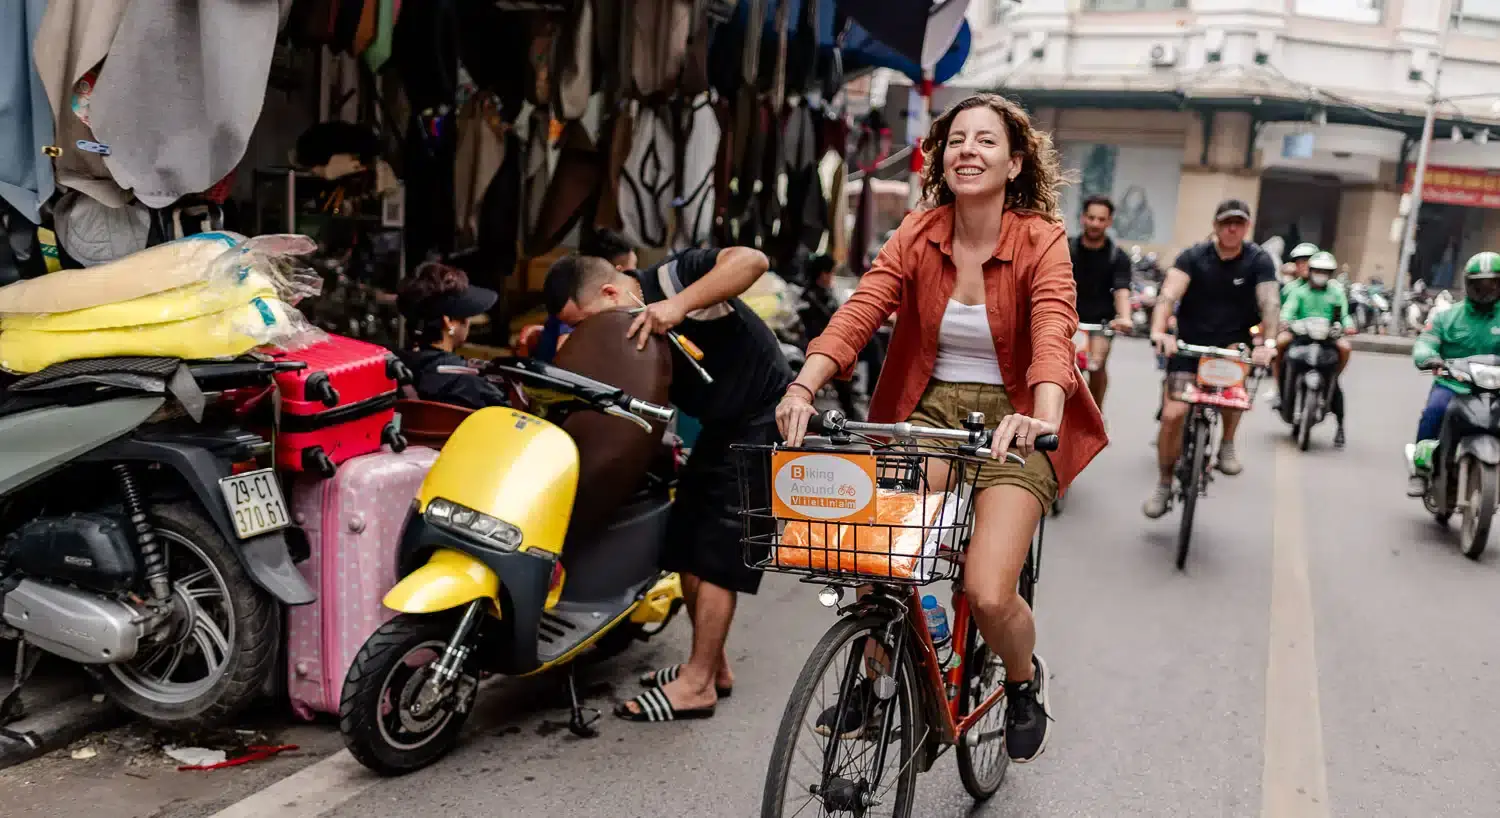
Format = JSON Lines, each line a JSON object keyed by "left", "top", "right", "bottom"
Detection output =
{"left": 0, "top": 232, "right": 327, "bottom": 373}
{"left": 775, "top": 488, "right": 959, "bottom": 581}
{"left": 740, "top": 272, "right": 801, "bottom": 335}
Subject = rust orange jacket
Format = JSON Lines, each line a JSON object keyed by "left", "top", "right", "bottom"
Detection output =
{"left": 805, "top": 205, "right": 1107, "bottom": 491}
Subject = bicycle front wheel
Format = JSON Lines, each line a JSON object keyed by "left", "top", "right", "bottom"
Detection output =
{"left": 761, "top": 613, "right": 921, "bottom": 818}
{"left": 955, "top": 618, "right": 1009, "bottom": 800}
{"left": 1176, "top": 413, "right": 1210, "bottom": 570}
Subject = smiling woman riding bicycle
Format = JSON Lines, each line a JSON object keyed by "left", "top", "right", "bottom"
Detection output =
{"left": 777, "top": 93, "right": 1107, "bottom": 762}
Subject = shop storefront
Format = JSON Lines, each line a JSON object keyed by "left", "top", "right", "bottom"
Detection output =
{"left": 1404, "top": 164, "right": 1500, "bottom": 291}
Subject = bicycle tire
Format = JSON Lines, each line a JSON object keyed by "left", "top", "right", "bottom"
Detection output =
{"left": 955, "top": 617, "right": 1009, "bottom": 800}
{"left": 761, "top": 614, "right": 921, "bottom": 818}
{"left": 1176, "top": 414, "right": 1209, "bottom": 570}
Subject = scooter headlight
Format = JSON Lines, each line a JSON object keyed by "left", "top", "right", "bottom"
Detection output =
{"left": 1470, "top": 363, "right": 1500, "bottom": 391}
{"left": 425, "top": 498, "right": 523, "bottom": 550}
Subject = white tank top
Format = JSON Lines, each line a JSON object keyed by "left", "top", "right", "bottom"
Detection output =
{"left": 931, "top": 299, "right": 1004, "bottom": 385}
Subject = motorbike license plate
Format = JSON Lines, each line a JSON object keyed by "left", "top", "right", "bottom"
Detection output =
{"left": 218, "top": 469, "right": 291, "bottom": 539}
{"left": 1197, "top": 358, "right": 1247, "bottom": 389}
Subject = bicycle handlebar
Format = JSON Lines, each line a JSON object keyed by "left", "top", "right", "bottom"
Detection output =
{"left": 1077, "top": 322, "right": 1116, "bottom": 337}
{"left": 1174, "top": 342, "right": 1252, "bottom": 362}
{"left": 806, "top": 409, "right": 1059, "bottom": 463}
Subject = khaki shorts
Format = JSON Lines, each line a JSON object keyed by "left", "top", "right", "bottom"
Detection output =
{"left": 906, "top": 380, "right": 1058, "bottom": 510}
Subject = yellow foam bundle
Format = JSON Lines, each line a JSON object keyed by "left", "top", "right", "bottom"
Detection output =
{"left": 0, "top": 297, "right": 300, "bottom": 374}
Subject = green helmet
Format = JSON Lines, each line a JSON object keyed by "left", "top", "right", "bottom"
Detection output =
{"left": 1288, "top": 242, "right": 1319, "bottom": 261}
{"left": 1464, "top": 251, "right": 1500, "bottom": 280}
{"left": 1308, "top": 251, "right": 1338, "bottom": 272}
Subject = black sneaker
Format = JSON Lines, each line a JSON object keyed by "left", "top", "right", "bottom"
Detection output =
{"left": 815, "top": 678, "right": 877, "bottom": 739}
{"left": 1003, "top": 655, "right": 1052, "bottom": 762}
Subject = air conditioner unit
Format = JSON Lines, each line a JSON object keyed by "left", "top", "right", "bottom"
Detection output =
{"left": 1150, "top": 43, "right": 1179, "bottom": 67}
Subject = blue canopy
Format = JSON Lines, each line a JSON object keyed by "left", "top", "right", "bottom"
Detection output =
{"left": 840, "top": 19, "right": 972, "bottom": 85}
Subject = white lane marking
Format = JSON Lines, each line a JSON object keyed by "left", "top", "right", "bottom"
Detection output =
{"left": 1261, "top": 445, "right": 1331, "bottom": 818}
{"left": 208, "top": 750, "right": 379, "bottom": 818}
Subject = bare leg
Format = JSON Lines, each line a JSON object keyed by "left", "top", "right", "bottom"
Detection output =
{"left": 1221, "top": 408, "right": 1244, "bottom": 444}
{"left": 625, "top": 575, "right": 735, "bottom": 713}
{"left": 964, "top": 485, "right": 1043, "bottom": 682}
{"left": 1086, "top": 336, "right": 1112, "bottom": 409}
{"left": 677, "top": 573, "right": 732, "bottom": 689}
{"left": 1158, "top": 397, "right": 1190, "bottom": 483}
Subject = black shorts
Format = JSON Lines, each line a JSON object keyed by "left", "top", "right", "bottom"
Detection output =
{"left": 1077, "top": 303, "right": 1116, "bottom": 325}
{"left": 661, "top": 416, "right": 780, "bottom": 595}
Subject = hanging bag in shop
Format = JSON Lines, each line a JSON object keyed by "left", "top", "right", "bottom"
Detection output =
{"left": 552, "top": 0, "right": 593, "bottom": 122}
{"left": 627, "top": 0, "right": 694, "bottom": 100}
{"left": 594, "top": 104, "right": 633, "bottom": 231}
{"left": 771, "top": 100, "right": 825, "bottom": 273}
{"left": 519, "top": 106, "right": 553, "bottom": 254}
{"left": 671, "top": 95, "right": 720, "bottom": 250}
{"left": 526, "top": 121, "right": 604, "bottom": 257}
{"left": 333, "top": 0, "right": 366, "bottom": 53}
{"left": 618, "top": 103, "right": 677, "bottom": 250}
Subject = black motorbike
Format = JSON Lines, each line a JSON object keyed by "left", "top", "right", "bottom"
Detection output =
{"left": 0, "top": 356, "right": 315, "bottom": 735}
{"left": 1279, "top": 314, "right": 1344, "bottom": 451}
{"left": 1410, "top": 355, "right": 1500, "bottom": 559}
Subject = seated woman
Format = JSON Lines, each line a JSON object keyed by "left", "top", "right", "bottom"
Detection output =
{"left": 395, "top": 261, "right": 509, "bottom": 410}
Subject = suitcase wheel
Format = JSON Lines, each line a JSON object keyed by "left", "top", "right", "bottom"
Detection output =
{"left": 302, "top": 447, "right": 337, "bottom": 478}
{"left": 306, "top": 372, "right": 340, "bottom": 408}
{"left": 386, "top": 355, "right": 414, "bottom": 386}
{"left": 383, "top": 422, "right": 408, "bottom": 454}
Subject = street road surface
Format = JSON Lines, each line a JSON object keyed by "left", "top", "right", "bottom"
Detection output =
{"left": 4, "top": 339, "right": 1498, "bottom": 817}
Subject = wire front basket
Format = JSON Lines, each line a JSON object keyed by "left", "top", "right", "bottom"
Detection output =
{"left": 733, "top": 443, "right": 986, "bottom": 587}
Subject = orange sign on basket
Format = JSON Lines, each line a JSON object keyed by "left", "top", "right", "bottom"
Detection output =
{"left": 770, "top": 450, "right": 879, "bottom": 525}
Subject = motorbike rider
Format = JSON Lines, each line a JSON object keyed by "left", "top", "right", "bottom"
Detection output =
{"left": 1144, "top": 199, "right": 1279, "bottom": 517}
{"left": 549, "top": 247, "right": 790, "bottom": 722}
{"left": 1406, "top": 251, "right": 1500, "bottom": 496}
{"left": 1069, "top": 194, "right": 1135, "bottom": 409}
{"left": 1275, "top": 250, "right": 1354, "bottom": 447}
{"left": 1281, "top": 241, "right": 1319, "bottom": 303}
{"left": 395, "top": 261, "right": 509, "bottom": 410}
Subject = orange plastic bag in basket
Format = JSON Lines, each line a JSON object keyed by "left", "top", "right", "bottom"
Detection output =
{"left": 776, "top": 489, "right": 955, "bottom": 580}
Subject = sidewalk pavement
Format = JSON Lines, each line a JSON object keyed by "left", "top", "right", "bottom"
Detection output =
{"left": 1347, "top": 334, "right": 1415, "bottom": 355}
{"left": 0, "top": 645, "right": 122, "bottom": 771}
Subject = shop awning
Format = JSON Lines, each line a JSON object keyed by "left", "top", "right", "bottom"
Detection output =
{"left": 994, "top": 86, "right": 1489, "bottom": 141}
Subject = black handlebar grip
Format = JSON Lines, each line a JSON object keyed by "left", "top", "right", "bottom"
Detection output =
{"left": 804, "top": 412, "right": 831, "bottom": 436}
{"left": 1034, "top": 434, "right": 1060, "bottom": 452}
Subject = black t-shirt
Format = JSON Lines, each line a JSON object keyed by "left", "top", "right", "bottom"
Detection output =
{"left": 1069, "top": 236, "right": 1131, "bottom": 322}
{"left": 1172, "top": 240, "right": 1277, "bottom": 347}
{"left": 636, "top": 249, "right": 793, "bottom": 426}
{"left": 398, "top": 348, "right": 510, "bottom": 411}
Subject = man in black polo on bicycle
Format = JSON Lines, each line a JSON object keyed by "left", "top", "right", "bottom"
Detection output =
{"left": 1143, "top": 199, "right": 1278, "bottom": 518}
{"left": 1070, "top": 194, "right": 1136, "bottom": 410}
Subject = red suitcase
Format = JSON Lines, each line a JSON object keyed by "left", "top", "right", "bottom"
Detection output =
{"left": 268, "top": 335, "right": 413, "bottom": 477}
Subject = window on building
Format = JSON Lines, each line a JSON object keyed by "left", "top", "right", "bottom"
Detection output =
{"left": 1458, "top": 0, "right": 1500, "bottom": 37}
{"left": 1293, "top": 0, "right": 1383, "bottom": 25}
{"left": 1084, "top": 0, "right": 1186, "bottom": 9}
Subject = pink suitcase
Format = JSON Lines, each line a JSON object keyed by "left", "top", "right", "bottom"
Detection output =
{"left": 285, "top": 446, "right": 439, "bottom": 719}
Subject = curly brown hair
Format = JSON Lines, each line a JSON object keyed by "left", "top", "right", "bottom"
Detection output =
{"left": 919, "top": 93, "right": 1065, "bottom": 222}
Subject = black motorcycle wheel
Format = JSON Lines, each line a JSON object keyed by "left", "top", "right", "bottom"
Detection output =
{"left": 1459, "top": 456, "right": 1496, "bottom": 560}
{"left": 91, "top": 503, "right": 278, "bottom": 730}
{"left": 340, "top": 613, "right": 478, "bottom": 776}
{"left": 1176, "top": 415, "right": 1209, "bottom": 570}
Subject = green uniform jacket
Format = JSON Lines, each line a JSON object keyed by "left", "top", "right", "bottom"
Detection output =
{"left": 1413, "top": 301, "right": 1500, "bottom": 394}
{"left": 1281, "top": 281, "right": 1353, "bottom": 328}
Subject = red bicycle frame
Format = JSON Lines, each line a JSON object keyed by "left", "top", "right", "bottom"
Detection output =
{"left": 903, "top": 586, "right": 1001, "bottom": 745}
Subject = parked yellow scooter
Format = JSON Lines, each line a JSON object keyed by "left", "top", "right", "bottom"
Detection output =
{"left": 339, "top": 358, "right": 683, "bottom": 775}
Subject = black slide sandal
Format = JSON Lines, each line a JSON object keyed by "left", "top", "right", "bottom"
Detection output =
{"left": 639, "top": 664, "right": 733, "bottom": 699}
{"left": 614, "top": 687, "right": 716, "bottom": 722}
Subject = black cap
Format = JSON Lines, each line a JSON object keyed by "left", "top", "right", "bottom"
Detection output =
{"left": 407, "top": 284, "right": 497, "bottom": 321}
{"left": 1214, "top": 199, "right": 1252, "bottom": 223}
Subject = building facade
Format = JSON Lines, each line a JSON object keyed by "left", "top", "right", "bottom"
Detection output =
{"left": 929, "top": 0, "right": 1500, "bottom": 288}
